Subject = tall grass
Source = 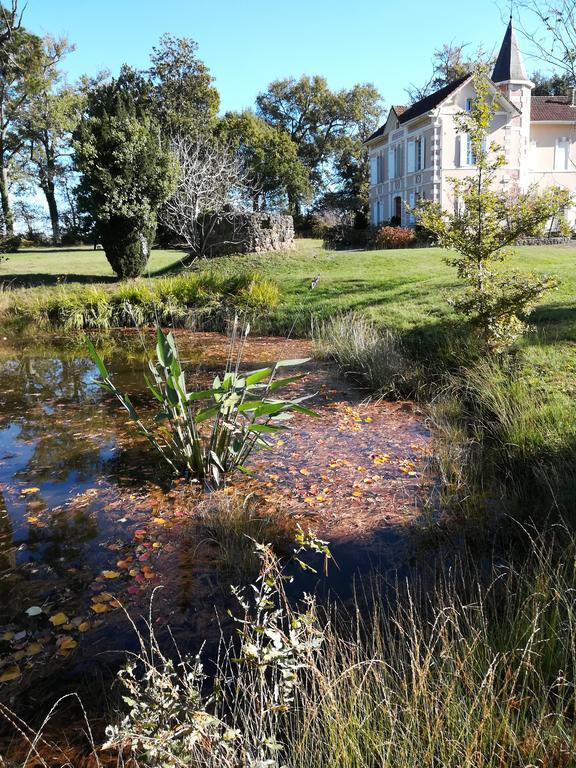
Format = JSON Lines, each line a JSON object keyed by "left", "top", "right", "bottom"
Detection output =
{"left": 0, "top": 270, "right": 280, "bottom": 331}
{"left": 315, "top": 312, "right": 421, "bottom": 398}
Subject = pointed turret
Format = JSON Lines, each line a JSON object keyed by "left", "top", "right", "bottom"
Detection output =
{"left": 492, "top": 16, "right": 528, "bottom": 83}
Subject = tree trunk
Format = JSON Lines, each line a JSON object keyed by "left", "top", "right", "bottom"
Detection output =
{"left": 0, "top": 115, "right": 13, "bottom": 236}
{"left": 42, "top": 180, "right": 60, "bottom": 244}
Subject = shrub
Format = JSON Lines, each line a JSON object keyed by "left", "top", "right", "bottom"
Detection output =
{"left": 0, "top": 234, "right": 21, "bottom": 253}
{"left": 322, "top": 224, "right": 371, "bottom": 250}
{"left": 372, "top": 225, "right": 415, "bottom": 249}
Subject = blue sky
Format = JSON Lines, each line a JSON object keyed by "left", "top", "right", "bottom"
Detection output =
{"left": 23, "top": 0, "right": 544, "bottom": 116}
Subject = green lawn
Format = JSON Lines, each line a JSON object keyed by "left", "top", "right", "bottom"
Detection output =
{"left": 0, "top": 246, "right": 187, "bottom": 286}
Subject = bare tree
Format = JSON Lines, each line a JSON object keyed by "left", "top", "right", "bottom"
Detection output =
{"left": 515, "top": 0, "right": 576, "bottom": 85}
{"left": 161, "top": 132, "right": 253, "bottom": 259}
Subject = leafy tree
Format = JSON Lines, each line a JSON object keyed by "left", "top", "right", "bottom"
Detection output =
{"left": 148, "top": 34, "right": 219, "bottom": 134}
{"left": 531, "top": 69, "right": 573, "bottom": 95}
{"left": 415, "top": 66, "right": 570, "bottom": 352}
{"left": 217, "top": 110, "right": 310, "bottom": 211}
{"left": 74, "top": 79, "right": 176, "bottom": 279}
{"left": 19, "top": 38, "right": 82, "bottom": 243}
{"left": 406, "top": 42, "right": 492, "bottom": 103}
{"left": 256, "top": 76, "right": 382, "bottom": 214}
{"left": 0, "top": 6, "right": 65, "bottom": 235}
{"left": 516, "top": 0, "right": 576, "bottom": 86}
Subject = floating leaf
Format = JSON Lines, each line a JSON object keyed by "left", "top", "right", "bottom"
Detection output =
{"left": 57, "top": 637, "right": 77, "bottom": 655}
{"left": 91, "top": 603, "right": 109, "bottom": 614}
{"left": 21, "top": 487, "right": 40, "bottom": 495}
{"left": 0, "top": 666, "right": 21, "bottom": 682}
{"left": 26, "top": 643, "right": 42, "bottom": 656}
{"left": 102, "top": 570, "right": 120, "bottom": 579}
{"left": 49, "top": 612, "right": 68, "bottom": 627}
{"left": 25, "top": 606, "right": 43, "bottom": 617}
{"left": 78, "top": 622, "right": 90, "bottom": 633}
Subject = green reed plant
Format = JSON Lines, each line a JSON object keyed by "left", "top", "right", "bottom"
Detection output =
{"left": 88, "top": 323, "right": 317, "bottom": 487}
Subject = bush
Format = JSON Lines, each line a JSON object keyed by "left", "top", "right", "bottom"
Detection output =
{"left": 0, "top": 234, "right": 21, "bottom": 253}
{"left": 99, "top": 215, "right": 156, "bottom": 280}
{"left": 322, "top": 224, "right": 371, "bottom": 250}
{"left": 372, "top": 225, "right": 415, "bottom": 249}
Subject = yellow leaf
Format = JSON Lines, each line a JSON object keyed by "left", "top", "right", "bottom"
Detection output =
{"left": 21, "top": 487, "right": 40, "bottom": 495}
{"left": 102, "top": 570, "right": 120, "bottom": 579}
{"left": 57, "top": 637, "right": 77, "bottom": 655}
{"left": 299, "top": 469, "right": 310, "bottom": 476}
{"left": 49, "top": 612, "right": 68, "bottom": 627}
{"left": 0, "top": 666, "right": 21, "bottom": 682}
{"left": 91, "top": 603, "right": 109, "bottom": 614}
{"left": 1, "top": 632, "right": 14, "bottom": 642}
{"left": 153, "top": 517, "right": 166, "bottom": 525}
{"left": 25, "top": 643, "right": 42, "bottom": 656}
{"left": 352, "top": 491, "right": 362, "bottom": 498}
{"left": 78, "top": 622, "right": 90, "bottom": 633}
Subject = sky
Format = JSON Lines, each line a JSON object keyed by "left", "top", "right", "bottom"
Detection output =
{"left": 23, "top": 0, "right": 548, "bottom": 117}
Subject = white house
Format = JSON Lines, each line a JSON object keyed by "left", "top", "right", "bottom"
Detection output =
{"left": 366, "top": 18, "right": 576, "bottom": 227}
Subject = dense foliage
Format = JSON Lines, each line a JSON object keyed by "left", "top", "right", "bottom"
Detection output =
{"left": 74, "top": 80, "right": 176, "bottom": 278}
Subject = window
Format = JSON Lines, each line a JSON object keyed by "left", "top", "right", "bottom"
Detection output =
{"left": 555, "top": 138, "right": 570, "bottom": 170}
{"left": 408, "top": 192, "right": 416, "bottom": 225}
{"left": 465, "top": 98, "right": 473, "bottom": 112}
{"left": 416, "top": 137, "right": 426, "bottom": 170}
{"left": 466, "top": 134, "right": 475, "bottom": 166}
{"left": 394, "top": 196, "right": 402, "bottom": 222}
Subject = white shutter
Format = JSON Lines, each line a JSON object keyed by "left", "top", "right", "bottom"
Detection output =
{"left": 555, "top": 139, "right": 569, "bottom": 170}
{"left": 458, "top": 134, "right": 468, "bottom": 167}
{"left": 370, "top": 157, "right": 378, "bottom": 185}
{"left": 388, "top": 148, "right": 395, "bottom": 179}
{"left": 407, "top": 140, "right": 416, "bottom": 172}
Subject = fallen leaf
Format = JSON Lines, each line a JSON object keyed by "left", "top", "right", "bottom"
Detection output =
{"left": 21, "top": 488, "right": 40, "bottom": 495}
{"left": 102, "top": 570, "right": 120, "bottom": 579}
{"left": 49, "top": 612, "right": 68, "bottom": 627}
{"left": 152, "top": 517, "right": 166, "bottom": 525}
{"left": 78, "top": 622, "right": 90, "bottom": 633}
{"left": 91, "top": 603, "right": 109, "bottom": 614}
{"left": 26, "top": 643, "right": 42, "bottom": 656}
{"left": 57, "top": 637, "right": 77, "bottom": 655}
{"left": 0, "top": 667, "right": 21, "bottom": 682}
{"left": 25, "top": 606, "right": 43, "bottom": 617}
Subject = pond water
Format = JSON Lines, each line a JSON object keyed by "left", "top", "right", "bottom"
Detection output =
{"left": 0, "top": 330, "right": 431, "bottom": 727}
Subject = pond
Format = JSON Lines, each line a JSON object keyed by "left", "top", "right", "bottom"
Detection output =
{"left": 0, "top": 330, "right": 431, "bottom": 729}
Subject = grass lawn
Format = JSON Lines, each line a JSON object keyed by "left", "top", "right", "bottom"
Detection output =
{"left": 0, "top": 246, "right": 188, "bottom": 286}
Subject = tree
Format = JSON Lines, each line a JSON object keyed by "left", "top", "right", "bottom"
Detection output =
{"left": 256, "top": 76, "right": 382, "bottom": 214}
{"left": 217, "top": 111, "right": 310, "bottom": 211}
{"left": 19, "top": 38, "right": 82, "bottom": 244}
{"left": 160, "top": 131, "right": 250, "bottom": 259}
{"left": 148, "top": 34, "right": 219, "bottom": 134}
{"left": 415, "top": 66, "right": 570, "bottom": 352}
{"left": 74, "top": 79, "right": 176, "bottom": 279}
{"left": 516, "top": 0, "right": 576, "bottom": 86}
{"left": 406, "top": 42, "right": 492, "bottom": 103}
{"left": 531, "top": 69, "right": 573, "bottom": 94}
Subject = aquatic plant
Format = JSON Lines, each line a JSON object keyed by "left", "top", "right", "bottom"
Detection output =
{"left": 88, "top": 324, "right": 316, "bottom": 487}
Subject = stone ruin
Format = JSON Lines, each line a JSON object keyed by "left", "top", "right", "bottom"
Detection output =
{"left": 204, "top": 212, "right": 294, "bottom": 256}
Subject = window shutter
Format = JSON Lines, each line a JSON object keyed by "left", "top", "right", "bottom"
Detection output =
{"left": 420, "top": 137, "right": 426, "bottom": 169}
{"left": 388, "top": 148, "right": 395, "bottom": 179}
{"left": 458, "top": 134, "right": 468, "bottom": 167}
{"left": 555, "top": 138, "right": 569, "bottom": 170}
{"left": 370, "top": 157, "right": 378, "bottom": 185}
{"left": 407, "top": 140, "right": 416, "bottom": 172}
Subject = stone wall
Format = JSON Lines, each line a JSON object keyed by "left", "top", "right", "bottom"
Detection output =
{"left": 204, "top": 212, "right": 294, "bottom": 256}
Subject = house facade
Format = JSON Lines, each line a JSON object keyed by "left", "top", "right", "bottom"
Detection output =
{"left": 366, "top": 18, "right": 576, "bottom": 227}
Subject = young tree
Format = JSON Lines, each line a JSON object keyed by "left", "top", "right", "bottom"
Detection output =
{"left": 160, "top": 131, "right": 250, "bottom": 259}
{"left": 256, "top": 76, "right": 382, "bottom": 214}
{"left": 415, "top": 66, "right": 570, "bottom": 352}
{"left": 74, "top": 79, "right": 176, "bottom": 279}
{"left": 217, "top": 111, "right": 310, "bottom": 211}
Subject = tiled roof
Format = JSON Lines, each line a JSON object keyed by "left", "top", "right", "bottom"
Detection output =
{"left": 397, "top": 75, "right": 470, "bottom": 124}
{"left": 365, "top": 77, "right": 469, "bottom": 143}
{"left": 531, "top": 95, "right": 576, "bottom": 121}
